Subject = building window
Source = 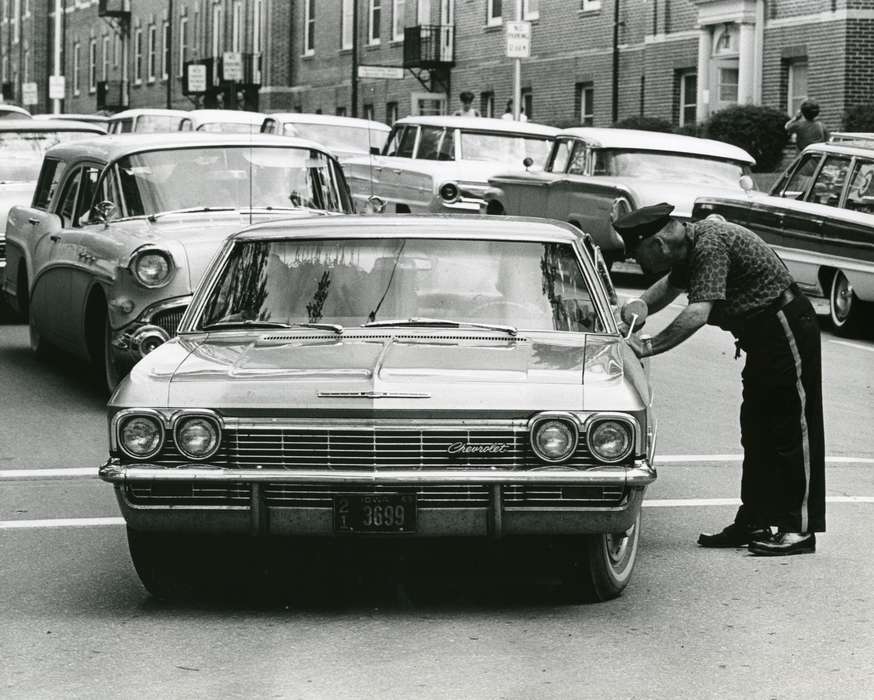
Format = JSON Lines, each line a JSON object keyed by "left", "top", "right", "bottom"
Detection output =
{"left": 341, "top": 0, "right": 353, "bottom": 50}
{"left": 88, "top": 39, "right": 97, "bottom": 93}
{"left": 717, "top": 66, "right": 738, "bottom": 105}
{"left": 253, "top": 0, "right": 263, "bottom": 55}
{"left": 148, "top": 25, "right": 157, "bottom": 82}
{"left": 178, "top": 15, "right": 189, "bottom": 77}
{"left": 523, "top": 0, "right": 539, "bottom": 20}
{"left": 487, "top": 0, "right": 501, "bottom": 26}
{"left": 336, "top": 106, "right": 347, "bottom": 116}
{"left": 73, "top": 40, "right": 81, "bottom": 95}
{"left": 576, "top": 82, "right": 594, "bottom": 126}
{"left": 304, "top": 0, "right": 315, "bottom": 55}
{"left": 102, "top": 35, "right": 110, "bottom": 81}
{"left": 386, "top": 101, "right": 398, "bottom": 124}
{"left": 480, "top": 91, "right": 494, "bottom": 118}
{"left": 133, "top": 28, "right": 143, "bottom": 84}
{"left": 392, "top": 0, "right": 405, "bottom": 41}
{"left": 417, "top": 0, "right": 430, "bottom": 23}
{"left": 162, "top": 21, "right": 170, "bottom": 80}
{"left": 231, "top": 0, "right": 242, "bottom": 52}
{"left": 212, "top": 3, "right": 223, "bottom": 59}
{"left": 678, "top": 71, "right": 697, "bottom": 126}
{"left": 369, "top": 0, "right": 381, "bottom": 44}
{"left": 787, "top": 60, "right": 808, "bottom": 115}
{"left": 521, "top": 88, "right": 533, "bottom": 120}
{"left": 364, "top": 103, "right": 375, "bottom": 120}
{"left": 581, "top": 0, "right": 602, "bottom": 11}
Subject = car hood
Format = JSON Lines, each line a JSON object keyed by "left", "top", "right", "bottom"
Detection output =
{"left": 607, "top": 178, "right": 746, "bottom": 218}
{"left": 114, "top": 331, "right": 646, "bottom": 414}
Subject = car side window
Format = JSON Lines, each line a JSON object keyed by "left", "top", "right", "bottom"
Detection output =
{"left": 395, "top": 126, "right": 417, "bottom": 158}
{"left": 844, "top": 159, "right": 874, "bottom": 215}
{"left": 780, "top": 153, "right": 821, "bottom": 199}
{"left": 384, "top": 126, "right": 404, "bottom": 156}
{"left": 567, "top": 142, "right": 590, "bottom": 176}
{"left": 32, "top": 158, "right": 65, "bottom": 211}
{"left": 417, "top": 126, "right": 444, "bottom": 160}
{"left": 56, "top": 169, "right": 83, "bottom": 228}
{"left": 549, "top": 139, "right": 574, "bottom": 173}
{"left": 74, "top": 167, "right": 102, "bottom": 227}
{"left": 805, "top": 155, "right": 851, "bottom": 207}
{"left": 437, "top": 128, "right": 455, "bottom": 161}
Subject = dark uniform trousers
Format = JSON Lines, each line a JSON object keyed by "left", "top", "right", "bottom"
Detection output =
{"left": 734, "top": 293, "right": 826, "bottom": 533}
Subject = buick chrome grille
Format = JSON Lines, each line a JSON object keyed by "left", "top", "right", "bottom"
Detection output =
{"left": 151, "top": 306, "right": 187, "bottom": 337}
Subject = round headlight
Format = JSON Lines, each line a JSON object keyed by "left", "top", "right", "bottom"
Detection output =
{"left": 132, "top": 251, "right": 172, "bottom": 288}
{"left": 439, "top": 182, "right": 459, "bottom": 203}
{"left": 119, "top": 414, "right": 164, "bottom": 460}
{"left": 588, "top": 419, "right": 633, "bottom": 463}
{"left": 531, "top": 418, "right": 578, "bottom": 463}
{"left": 174, "top": 416, "right": 221, "bottom": 460}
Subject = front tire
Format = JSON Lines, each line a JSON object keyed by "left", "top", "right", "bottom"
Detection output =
{"left": 557, "top": 510, "right": 641, "bottom": 603}
{"left": 829, "top": 270, "right": 865, "bottom": 337}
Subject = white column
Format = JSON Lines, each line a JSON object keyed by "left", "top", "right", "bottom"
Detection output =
{"left": 696, "top": 27, "right": 712, "bottom": 121}
{"left": 753, "top": 0, "right": 765, "bottom": 104}
{"left": 737, "top": 22, "right": 756, "bottom": 104}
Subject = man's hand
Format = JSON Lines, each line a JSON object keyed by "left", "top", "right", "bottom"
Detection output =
{"left": 625, "top": 334, "right": 648, "bottom": 358}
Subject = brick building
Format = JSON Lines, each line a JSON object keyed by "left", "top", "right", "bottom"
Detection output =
{"left": 1, "top": 0, "right": 872, "bottom": 130}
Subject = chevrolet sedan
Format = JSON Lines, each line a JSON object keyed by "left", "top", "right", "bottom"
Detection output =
{"left": 99, "top": 215, "right": 657, "bottom": 603}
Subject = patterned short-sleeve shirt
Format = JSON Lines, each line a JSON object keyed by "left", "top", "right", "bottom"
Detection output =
{"left": 668, "top": 218, "right": 794, "bottom": 328}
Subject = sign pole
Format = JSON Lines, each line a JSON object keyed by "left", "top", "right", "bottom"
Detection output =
{"left": 351, "top": 0, "right": 359, "bottom": 118}
{"left": 52, "top": 0, "right": 62, "bottom": 113}
{"left": 513, "top": 0, "right": 522, "bottom": 120}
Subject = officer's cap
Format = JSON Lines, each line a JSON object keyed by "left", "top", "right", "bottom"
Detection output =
{"left": 612, "top": 202, "right": 675, "bottom": 252}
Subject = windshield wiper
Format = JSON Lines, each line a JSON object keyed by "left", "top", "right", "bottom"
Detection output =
{"left": 201, "top": 320, "right": 344, "bottom": 333}
{"left": 147, "top": 207, "right": 236, "bottom": 222}
{"left": 361, "top": 317, "right": 517, "bottom": 336}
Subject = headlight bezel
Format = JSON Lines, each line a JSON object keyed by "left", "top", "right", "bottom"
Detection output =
{"left": 130, "top": 249, "right": 175, "bottom": 289}
{"left": 585, "top": 414, "right": 635, "bottom": 464}
{"left": 172, "top": 410, "right": 223, "bottom": 461}
{"left": 116, "top": 409, "right": 166, "bottom": 461}
{"left": 528, "top": 412, "right": 580, "bottom": 464}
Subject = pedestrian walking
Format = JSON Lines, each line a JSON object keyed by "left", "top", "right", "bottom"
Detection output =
{"left": 613, "top": 203, "right": 825, "bottom": 555}
{"left": 453, "top": 91, "right": 481, "bottom": 117}
{"left": 500, "top": 99, "right": 528, "bottom": 122}
{"left": 785, "top": 100, "right": 830, "bottom": 151}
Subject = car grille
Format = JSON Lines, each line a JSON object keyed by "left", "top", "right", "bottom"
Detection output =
{"left": 264, "top": 483, "right": 490, "bottom": 508}
{"left": 126, "top": 481, "right": 250, "bottom": 506}
{"left": 503, "top": 485, "right": 626, "bottom": 508}
{"left": 145, "top": 427, "right": 607, "bottom": 471}
{"left": 151, "top": 305, "right": 187, "bottom": 337}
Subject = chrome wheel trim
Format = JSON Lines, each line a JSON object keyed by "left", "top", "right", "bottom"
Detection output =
{"left": 831, "top": 271, "right": 853, "bottom": 325}
{"left": 606, "top": 523, "right": 635, "bottom": 568}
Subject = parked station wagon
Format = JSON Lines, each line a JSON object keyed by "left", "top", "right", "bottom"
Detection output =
{"left": 261, "top": 113, "right": 391, "bottom": 161}
{"left": 694, "top": 140, "right": 874, "bottom": 335}
{"left": 106, "top": 109, "right": 191, "bottom": 134}
{"left": 344, "top": 116, "right": 558, "bottom": 214}
{"left": 182, "top": 109, "right": 266, "bottom": 134}
{"left": 483, "top": 128, "right": 755, "bottom": 263}
{"left": 99, "top": 215, "right": 657, "bottom": 603}
{"left": 2, "top": 133, "right": 354, "bottom": 390}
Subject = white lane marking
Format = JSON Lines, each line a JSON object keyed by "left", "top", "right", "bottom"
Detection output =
{"left": 656, "top": 454, "right": 874, "bottom": 465}
{"left": 0, "top": 517, "right": 124, "bottom": 530}
{"left": 0, "top": 467, "right": 97, "bottom": 480}
{"left": 829, "top": 339, "right": 874, "bottom": 353}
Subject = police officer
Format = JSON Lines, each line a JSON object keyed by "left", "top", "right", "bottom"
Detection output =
{"left": 613, "top": 203, "right": 825, "bottom": 555}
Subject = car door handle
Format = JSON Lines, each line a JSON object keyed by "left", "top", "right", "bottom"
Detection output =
{"left": 49, "top": 233, "right": 61, "bottom": 242}
{"left": 393, "top": 169, "right": 403, "bottom": 175}
{"left": 28, "top": 217, "right": 40, "bottom": 225}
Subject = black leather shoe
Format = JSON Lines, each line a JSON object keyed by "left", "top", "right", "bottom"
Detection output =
{"left": 749, "top": 531, "right": 816, "bottom": 556}
{"left": 697, "top": 522, "right": 771, "bottom": 548}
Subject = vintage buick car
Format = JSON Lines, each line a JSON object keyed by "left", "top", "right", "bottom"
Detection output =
{"left": 2, "top": 133, "right": 354, "bottom": 390}
{"left": 181, "top": 109, "right": 266, "bottom": 134}
{"left": 99, "top": 215, "right": 657, "bottom": 603}
{"left": 483, "top": 128, "right": 755, "bottom": 263}
{"left": 0, "top": 119, "right": 107, "bottom": 291}
{"left": 106, "top": 108, "right": 191, "bottom": 134}
{"left": 261, "top": 113, "right": 391, "bottom": 161}
{"left": 694, "top": 140, "right": 874, "bottom": 335}
{"left": 343, "top": 116, "right": 558, "bottom": 214}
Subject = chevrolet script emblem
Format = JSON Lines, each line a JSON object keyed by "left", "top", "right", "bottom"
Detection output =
{"left": 447, "top": 441, "right": 511, "bottom": 456}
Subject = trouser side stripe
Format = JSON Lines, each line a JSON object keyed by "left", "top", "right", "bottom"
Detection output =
{"left": 777, "top": 310, "right": 811, "bottom": 533}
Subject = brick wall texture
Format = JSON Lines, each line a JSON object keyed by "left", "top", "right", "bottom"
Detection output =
{"left": 1, "top": 0, "right": 872, "bottom": 130}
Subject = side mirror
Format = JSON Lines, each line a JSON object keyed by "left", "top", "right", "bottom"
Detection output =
{"left": 369, "top": 146, "right": 381, "bottom": 156}
{"left": 522, "top": 156, "right": 534, "bottom": 170}
{"left": 621, "top": 298, "right": 648, "bottom": 339}
{"left": 90, "top": 200, "right": 117, "bottom": 225}
{"left": 739, "top": 174, "right": 755, "bottom": 193}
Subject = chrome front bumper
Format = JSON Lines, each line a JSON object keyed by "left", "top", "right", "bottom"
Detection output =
{"left": 110, "top": 297, "right": 190, "bottom": 362}
{"left": 100, "top": 459, "right": 656, "bottom": 537}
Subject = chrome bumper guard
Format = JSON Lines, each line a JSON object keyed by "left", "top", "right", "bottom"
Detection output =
{"left": 111, "top": 298, "right": 190, "bottom": 361}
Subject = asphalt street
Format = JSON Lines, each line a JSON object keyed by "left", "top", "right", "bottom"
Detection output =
{"left": 1, "top": 277, "right": 873, "bottom": 699}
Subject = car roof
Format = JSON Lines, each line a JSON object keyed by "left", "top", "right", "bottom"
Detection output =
{"left": 33, "top": 113, "right": 110, "bottom": 122}
{"left": 231, "top": 214, "right": 581, "bottom": 243}
{"left": 557, "top": 127, "right": 756, "bottom": 163}
{"left": 395, "top": 115, "right": 559, "bottom": 137}
{"left": 0, "top": 104, "right": 31, "bottom": 117}
{"left": 807, "top": 140, "right": 874, "bottom": 156}
{"left": 0, "top": 118, "right": 106, "bottom": 132}
{"left": 187, "top": 109, "right": 267, "bottom": 125}
{"left": 43, "top": 132, "right": 334, "bottom": 163}
{"left": 107, "top": 108, "right": 191, "bottom": 120}
{"left": 265, "top": 112, "right": 391, "bottom": 131}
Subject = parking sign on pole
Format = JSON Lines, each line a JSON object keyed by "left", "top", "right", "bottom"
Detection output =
{"left": 506, "top": 21, "right": 531, "bottom": 59}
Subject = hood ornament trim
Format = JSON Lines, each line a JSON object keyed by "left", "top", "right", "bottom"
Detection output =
{"left": 318, "top": 391, "right": 431, "bottom": 399}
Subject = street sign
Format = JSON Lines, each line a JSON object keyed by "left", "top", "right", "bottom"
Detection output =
{"left": 21, "top": 82, "right": 38, "bottom": 106}
{"left": 222, "top": 52, "right": 243, "bottom": 82}
{"left": 49, "top": 76, "right": 65, "bottom": 100}
{"left": 357, "top": 65, "right": 405, "bottom": 80}
{"left": 186, "top": 64, "right": 207, "bottom": 93}
{"left": 506, "top": 21, "right": 531, "bottom": 58}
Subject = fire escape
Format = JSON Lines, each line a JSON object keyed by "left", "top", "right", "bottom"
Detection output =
{"left": 403, "top": 24, "right": 455, "bottom": 96}
{"left": 96, "top": 0, "right": 130, "bottom": 111}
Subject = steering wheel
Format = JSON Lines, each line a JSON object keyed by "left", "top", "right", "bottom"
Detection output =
{"left": 470, "top": 299, "right": 543, "bottom": 317}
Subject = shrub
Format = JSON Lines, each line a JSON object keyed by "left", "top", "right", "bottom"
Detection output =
{"left": 612, "top": 116, "right": 675, "bottom": 133}
{"left": 676, "top": 122, "right": 703, "bottom": 137}
{"left": 842, "top": 104, "right": 874, "bottom": 132}
{"left": 703, "top": 105, "right": 789, "bottom": 172}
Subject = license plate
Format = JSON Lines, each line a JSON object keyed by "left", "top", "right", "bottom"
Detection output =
{"left": 333, "top": 493, "right": 417, "bottom": 534}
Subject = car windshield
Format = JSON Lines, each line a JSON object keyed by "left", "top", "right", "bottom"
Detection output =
{"left": 458, "top": 131, "right": 552, "bottom": 167}
{"left": 113, "top": 146, "right": 347, "bottom": 217}
{"left": 0, "top": 130, "right": 96, "bottom": 182}
{"left": 284, "top": 122, "right": 389, "bottom": 154}
{"left": 133, "top": 114, "right": 186, "bottom": 132}
{"left": 198, "top": 237, "right": 603, "bottom": 333}
{"left": 594, "top": 150, "right": 750, "bottom": 187}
